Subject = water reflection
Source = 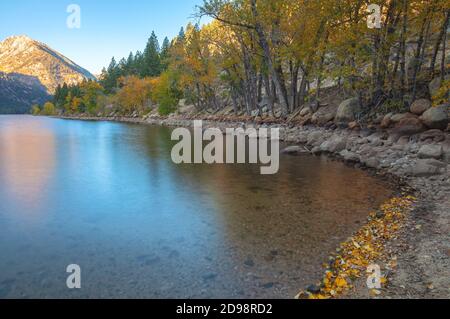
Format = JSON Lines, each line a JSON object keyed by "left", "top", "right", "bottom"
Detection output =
{"left": 0, "top": 116, "right": 393, "bottom": 298}
{"left": 0, "top": 116, "right": 56, "bottom": 221}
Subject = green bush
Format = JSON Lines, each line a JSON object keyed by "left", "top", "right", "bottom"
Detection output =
{"left": 41, "top": 102, "right": 57, "bottom": 116}
{"left": 158, "top": 96, "right": 178, "bottom": 115}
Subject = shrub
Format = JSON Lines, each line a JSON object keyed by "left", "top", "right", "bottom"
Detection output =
{"left": 432, "top": 80, "right": 450, "bottom": 106}
{"left": 41, "top": 102, "right": 57, "bottom": 116}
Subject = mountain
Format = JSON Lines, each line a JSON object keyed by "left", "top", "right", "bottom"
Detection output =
{"left": 0, "top": 72, "right": 51, "bottom": 114}
{"left": 0, "top": 35, "right": 96, "bottom": 113}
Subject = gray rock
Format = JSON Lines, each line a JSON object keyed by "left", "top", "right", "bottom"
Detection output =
{"left": 392, "top": 117, "right": 426, "bottom": 136}
{"left": 444, "top": 152, "right": 450, "bottom": 164}
{"left": 410, "top": 159, "right": 446, "bottom": 177}
{"left": 335, "top": 98, "right": 362, "bottom": 125}
{"left": 340, "top": 150, "right": 360, "bottom": 163}
{"left": 311, "top": 105, "right": 337, "bottom": 125}
{"left": 420, "top": 105, "right": 449, "bottom": 130}
{"left": 397, "top": 136, "right": 411, "bottom": 145}
{"left": 419, "top": 130, "right": 446, "bottom": 142}
{"left": 443, "top": 141, "right": 450, "bottom": 164}
{"left": 320, "top": 136, "right": 346, "bottom": 153}
{"left": 307, "top": 131, "right": 324, "bottom": 147}
{"left": 306, "top": 284, "right": 321, "bottom": 294}
{"left": 363, "top": 157, "right": 380, "bottom": 169}
{"left": 311, "top": 146, "right": 322, "bottom": 155}
{"left": 281, "top": 146, "right": 309, "bottom": 155}
{"left": 390, "top": 113, "right": 417, "bottom": 124}
{"left": 299, "top": 107, "right": 311, "bottom": 117}
{"left": 418, "top": 145, "right": 443, "bottom": 159}
{"left": 410, "top": 99, "right": 432, "bottom": 115}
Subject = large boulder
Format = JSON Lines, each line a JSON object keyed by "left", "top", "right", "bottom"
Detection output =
{"left": 335, "top": 98, "right": 362, "bottom": 125}
{"left": 340, "top": 150, "right": 360, "bottom": 163}
{"left": 420, "top": 105, "right": 449, "bottom": 130}
{"left": 418, "top": 145, "right": 443, "bottom": 159}
{"left": 410, "top": 99, "right": 432, "bottom": 115}
{"left": 307, "top": 131, "right": 324, "bottom": 147}
{"left": 392, "top": 117, "right": 426, "bottom": 136}
{"left": 320, "top": 136, "right": 347, "bottom": 153}
{"left": 311, "top": 105, "right": 337, "bottom": 125}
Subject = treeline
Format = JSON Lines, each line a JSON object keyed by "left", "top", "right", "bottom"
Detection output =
{"left": 45, "top": 0, "right": 449, "bottom": 119}
{"left": 100, "top": 31, "right": 172, "bottom": 93}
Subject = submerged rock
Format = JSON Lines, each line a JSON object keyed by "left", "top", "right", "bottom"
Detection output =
{"left": 281, "top": 146, "right": 309, "bottom": 155}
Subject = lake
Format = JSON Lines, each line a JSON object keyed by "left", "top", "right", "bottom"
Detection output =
{"left": 0, "top": 115, "right": 393, "bottom": 298}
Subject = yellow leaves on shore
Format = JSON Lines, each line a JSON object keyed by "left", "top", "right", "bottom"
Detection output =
{"left": 297, "top": 196, "right": 416, "bottom": 300}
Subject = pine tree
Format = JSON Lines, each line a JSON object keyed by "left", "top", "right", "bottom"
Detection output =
{"left": 142, "top": 31, "right": 162, "bottom": 77}
{"left": 160, "top": 37, "right": 171, "bottom": 71}
{"left": 102, "top": 57, "right": 120, "bottom": 93}
{"left": 178, "top": 27, "right": 185, "bottom": 41}
{"left": 126, "top": 52, "right": 135, "bottom": 74}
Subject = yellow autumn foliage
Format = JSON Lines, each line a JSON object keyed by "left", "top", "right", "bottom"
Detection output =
{"left": 297, "top": 196, "right": 416, "bottom": 300}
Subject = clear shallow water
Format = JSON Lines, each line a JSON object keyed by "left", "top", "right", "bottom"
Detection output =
{"left": 0, "top": 115, "right": 393, "bottom": 299}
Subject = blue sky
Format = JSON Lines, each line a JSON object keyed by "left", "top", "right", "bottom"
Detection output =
{"left": 0, "top": 0, "right": 207, "bottom": 74}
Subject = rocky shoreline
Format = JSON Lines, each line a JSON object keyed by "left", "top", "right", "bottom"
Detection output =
{"left": 58, "top": 114, "right": 450, "bottom": 299}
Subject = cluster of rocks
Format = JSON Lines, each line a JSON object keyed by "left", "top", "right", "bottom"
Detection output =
{"left": 282, "top": 124, "right": 449, "bottom": 180}
{"left": 381, "top": 99, "right": 448, "bottom": 136}
{"left": 298, "top": 97, "right": 449, "bottom": 134}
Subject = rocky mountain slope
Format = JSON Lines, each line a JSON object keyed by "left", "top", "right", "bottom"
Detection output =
{"left": 0, "top": 35, "right": 95, "bottom": 113}
{"left": 0, "top": 72, "right": 51, "bottom": 114}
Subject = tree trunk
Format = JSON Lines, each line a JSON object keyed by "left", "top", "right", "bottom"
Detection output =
{"left": 430, "top": 10, "right": 450, "bottom": 75}
{"left": 263, "top": 72, "right": 275, "bottom": 116}
{"left": 289, "top": 61, "right": 300, "bottom": 112}
{"left": 441, "top": 21, "right": 447, "bottom": 82}
{"left": 412, "top": 10, "right": 432, "bottom": 100}
{"left": 250, "top": 0, "right": 290, "bottom": 117}
{"left": 399, "top": 0, "right": 409, "bottom": 101}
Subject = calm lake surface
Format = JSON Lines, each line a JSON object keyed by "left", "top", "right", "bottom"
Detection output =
{"left": 0, "top": 115, "right": 393, "bottom": 298}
